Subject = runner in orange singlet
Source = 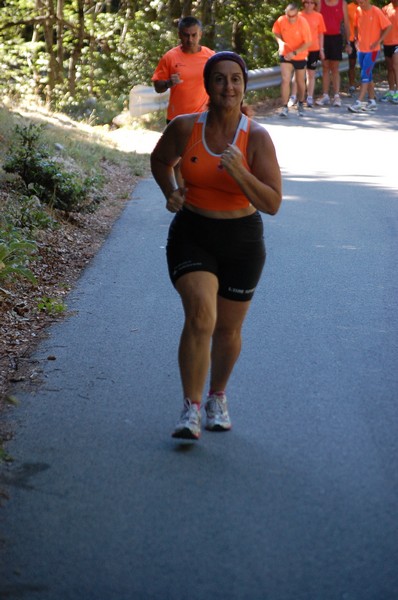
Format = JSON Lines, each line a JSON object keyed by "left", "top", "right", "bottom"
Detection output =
{"left": 151, "top": 52, "right": 282, "bottom": 440}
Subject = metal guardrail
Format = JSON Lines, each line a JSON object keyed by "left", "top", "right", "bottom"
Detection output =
{"left": 129, "top": 56, "right": 353, "bottom": 117}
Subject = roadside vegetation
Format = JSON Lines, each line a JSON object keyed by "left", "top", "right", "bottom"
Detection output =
{"left": 0, "top": 102, "right": 150, "bottom": 461}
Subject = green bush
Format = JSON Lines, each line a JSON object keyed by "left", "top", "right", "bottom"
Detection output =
{"left": 3, "top": 193, "right": 57, "bottom": 233}
{"left": 3, "top": 124, "right": 98, "bottom": 214}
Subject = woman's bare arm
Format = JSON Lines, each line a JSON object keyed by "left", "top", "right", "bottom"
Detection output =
{"left": 150, "top": 114, "right": 196, "bottom": 211}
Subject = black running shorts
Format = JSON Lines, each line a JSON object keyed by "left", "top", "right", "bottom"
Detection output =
{"left": 307, "top": 50, "right": 320, "bottom": 70}
{"left": 166, "top": 208, "right": 266, "bottom": 301}
{"left": 324, "top": 34, "right": 343, "bottom": 61}
{"left": 279, "top": 55, "right": 307, "bottom": 70}
{"left": 384, "top": 44, "right": 398, "bottom": 59}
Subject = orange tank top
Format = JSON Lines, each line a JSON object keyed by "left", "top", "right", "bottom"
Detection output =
{"left": 180, "top": 112, "right": 252, "bottom": 211}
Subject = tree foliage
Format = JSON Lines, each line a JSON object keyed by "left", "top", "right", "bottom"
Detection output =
{"left": 0, "top": 0, "right": 387, "bottom": 122}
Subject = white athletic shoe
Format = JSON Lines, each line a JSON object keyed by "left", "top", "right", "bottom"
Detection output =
{"left": 332, "top": 94, "right": 342, "bottom": 107}
{"left": 287, "top": 95, "right": 297, "bottom": 108}
{"left": 315, "top": 94, "right": 330, "bottom": 106}
{"left": 366, "top": 99, "right": 377, "bottom": 111}
{"left": 172, "top": 399, "right": 201, "bottom": 439}
{"left": 348, "top": 100, "right": 368, "bottom": 113}
{"left": 205, "top": 393, "right": 232, "bottom": 432}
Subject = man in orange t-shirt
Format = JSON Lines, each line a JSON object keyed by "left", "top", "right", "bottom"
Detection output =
{"left": 152, "top": 16, "right": 214, "bottom": 122}
{"left": 348, "top": 0, "right": 391, "bottom": 112}
{"left": 272, "top": 3, "right": 312, "bottom": 117}
{"left": 381, "top": 0, "right": 398, "bottom": 102}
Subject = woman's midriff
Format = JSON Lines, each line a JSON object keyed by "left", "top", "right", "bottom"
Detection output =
{"left": 184, "top": 203, "right": 257, "bottom": 220}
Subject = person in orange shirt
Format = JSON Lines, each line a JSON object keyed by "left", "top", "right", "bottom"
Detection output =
{"left": 289, "top": 0, "right": 327, "bottom": 106}
{"left": 347, "top": 1, "right": 376, "bottom": 98}
{"left": 381, "top": 0, "right": 398, "bottom": 103}
{"left": 152, "top": 16, "right": 214, "bottom": 122}
{"left": 348, "top": 0, "right": 391, "bottom": 112}
{"left": 272, "top": 3, "right": 312, "bottom": 117}
{"left": 347, "top": 1, "right": 360, "bottom": 92}
{"left": 152, "top": 17, "right": 214, "bottom": 187}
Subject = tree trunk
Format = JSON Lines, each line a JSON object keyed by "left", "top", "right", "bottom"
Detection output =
{"left": 30, "top": 0, "right": 42, "bottom": 97}
{"left": 88, "top": 3, "right": 102, "bottom": 95}
{"left": 180, "top": 0, "right": 193, "bottom": 18}
{"left": 119, "top": 3, "right": 131, "bottom": 50}
{"left": 68, "top": 0, "right": 85, "bottom": 96}
{"left": 199, "top": 0, "right": 215, "bottom": 48}
{"left": 40, "top": 0, "right": 57, "bottom": 104}
{"left": 56, "top": 0, "right": 64, "bottom": 83}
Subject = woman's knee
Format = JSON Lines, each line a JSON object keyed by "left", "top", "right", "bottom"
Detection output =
{"left": 213, "top": 323, "right": 242, "bottom": 346}
{"left": 184, "top": 301, "right": 216, "bottom": 336}
{"left": 177, "top": 275, "right": 218, "bottom": 334}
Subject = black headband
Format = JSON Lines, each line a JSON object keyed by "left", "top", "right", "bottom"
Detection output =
{"left": 203, "top": 51, "right": 249, "bottom": 93}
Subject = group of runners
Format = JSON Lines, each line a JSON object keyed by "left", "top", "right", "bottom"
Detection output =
{"left": 272, "top": 0, "right": 398, "bottom": 116}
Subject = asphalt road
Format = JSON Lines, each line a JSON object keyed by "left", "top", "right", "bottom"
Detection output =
{"left": 1, "top": 95, "right": 398, "bottom": 600}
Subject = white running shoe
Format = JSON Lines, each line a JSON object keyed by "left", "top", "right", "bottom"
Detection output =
{"left": 205, "top": 393, "right": 232, "bottom": 432}
{"left": 315, "top": 94, "right": 330, "bottom": 106}
{"left": 279, "top": 106, "right": 288, "bottom": 118}
{"left": 287, "top": 95, "right": 297, "bottom": 108}
{"left": 297, "top": 101, "right": 305, "bottom": 117}
{"left": 366, "top": 99, "right": 377, "bottom": 111}
{"left": 172, "top": 399, "right": 201, "bottom": 439}
{"left": 348, "top": 100, "right": 368, "bottom": 113}
{"left": 332, "top": 94, "right": 342, "bottom": 107}
{"left": 306, "top": 96, "right": 313, "bottom": 108}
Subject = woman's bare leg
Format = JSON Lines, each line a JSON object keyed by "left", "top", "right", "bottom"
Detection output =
{"left": 209, "top": 296, "right": 251, "bottom": 392}
{"left": 176, "top": 271, "right": 219, "bottom": 404}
